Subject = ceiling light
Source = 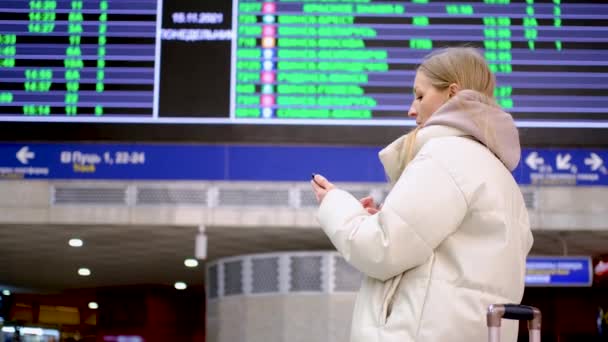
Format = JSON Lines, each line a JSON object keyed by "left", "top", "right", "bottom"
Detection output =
{"left": 88, "top": 302, "right": 98, "bottom": 309}
{"left": 21, "top": 328, "right": 43, "bottom": 336}
{"left": 174, "top": 282, "right": 187, "bottom": 290}
{"left": 184, "top": 259, "right": 198, "bottom": 268}
{"left": 2, "top": 290, "right": 10, "bottom": 296}
{"left": 78, "top": 268, "right": 91, "bottom": 276}
{"left": 69, "top": 238, "right": 83, "bottom": 247}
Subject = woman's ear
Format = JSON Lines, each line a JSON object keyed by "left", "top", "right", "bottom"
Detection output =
{"left": 448, "top": 83, "right": 460, "bottom": 98}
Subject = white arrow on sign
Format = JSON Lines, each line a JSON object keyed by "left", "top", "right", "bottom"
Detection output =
{"left": 556, "top": 153, "right": 572, "bottom": 170}
{"left": 525, "top": 152, "right": 544, "bottom": 170}
{"left": 584, "top": 152, "right": 603, "bottom": 171}
{"left": 16, "top": 146, "right": 35, "bottom": 165}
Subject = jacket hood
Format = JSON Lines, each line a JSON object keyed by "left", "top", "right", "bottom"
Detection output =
{"left": 426, "top": 89, "right": 521, "bottom": 171}
{"left": 379, "top": 90, "right": 521, "bottom": 183}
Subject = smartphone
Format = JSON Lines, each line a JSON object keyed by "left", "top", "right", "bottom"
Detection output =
{"left": 311, "top": 173, "right": 325, "bottom": 188}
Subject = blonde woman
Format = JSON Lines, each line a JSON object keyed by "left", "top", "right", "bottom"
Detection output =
{"left": 311, "top": 47, "right": 533, "bottom": 342}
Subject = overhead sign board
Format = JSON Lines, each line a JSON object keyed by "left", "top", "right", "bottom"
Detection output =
{"left": 0, "top": 143, "right": 606, "bottom": 186}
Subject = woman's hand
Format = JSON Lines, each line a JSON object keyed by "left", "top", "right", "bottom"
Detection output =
{"left": 311, "top": 174, "right": 335, "bottom": 203}
{"left": 359, "top": 196, "right": 381, "bottom": 214}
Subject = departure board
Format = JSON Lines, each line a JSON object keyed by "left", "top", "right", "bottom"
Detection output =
{"left": 0, "top": 0, "right": 606, "bottom": 130}
{"left": 0, "top": 0, "right": 157, "bottom": 117}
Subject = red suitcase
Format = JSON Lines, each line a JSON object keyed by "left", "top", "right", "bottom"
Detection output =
{"left": 487, "top": 304, "right": 541, "bottom": 342}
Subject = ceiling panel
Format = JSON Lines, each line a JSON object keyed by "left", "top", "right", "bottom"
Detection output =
{"left": 0, "top": 224, "right": 606, "bottom": 293}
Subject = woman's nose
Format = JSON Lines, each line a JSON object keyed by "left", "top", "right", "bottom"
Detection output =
{"left": 408, "top": 105, "right": 417, "bottom": 118}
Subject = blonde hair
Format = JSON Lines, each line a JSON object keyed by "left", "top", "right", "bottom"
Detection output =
{"left": 398, "top": 47, "right": 497, "bottom": 176}
{"left": 418, "top": 47, "right": 495, "bottom": 98}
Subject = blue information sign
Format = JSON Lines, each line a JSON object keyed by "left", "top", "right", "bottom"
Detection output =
{"left": 0, "top": 143, "right": 606, "bottom": 185}
{"left": 0, "top": 143, "right": 384, "bottom": 182}
{"left": 515, "top": 150, "right": 608, "bottom": 186}
{"left": 525, "top": 257, "right": 593, "bottom": 287}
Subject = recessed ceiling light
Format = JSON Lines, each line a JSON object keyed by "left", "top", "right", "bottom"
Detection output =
{"left": 174, "top": 282, "right": 187, "bottom": 290}
{"left": 184, "top": 259, "right": 198, "bottom": 268}
{"left": 78, "top": 268, "right": 91, "bottom": 276}
{"left": 2, "top": 290, "right": 10, "bottom": 296}
{"left": 69, "top": 238, "right": 83, "bottom": 247}
{"left": 88, "top": 302, "right": 98, "bottom": 309}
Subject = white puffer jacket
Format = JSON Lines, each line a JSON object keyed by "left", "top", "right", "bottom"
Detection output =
{"left": 317, "top": 90, "right": 533, "bottom": 342}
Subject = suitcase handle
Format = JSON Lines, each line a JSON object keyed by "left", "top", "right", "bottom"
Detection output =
{"left": 487, "top": 304, "right": 541, "bottom": 342}
{"left": 502, "top": 304, "right": 538, "bottom": 321}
